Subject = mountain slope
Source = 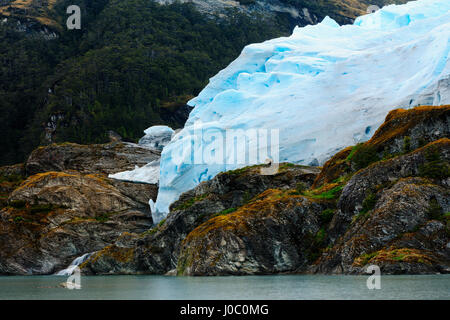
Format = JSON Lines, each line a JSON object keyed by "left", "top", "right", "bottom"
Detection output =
{"left": 154, "top": 0, "right": 450, "bottom": 215}
{"left": 0, "top": 0, "right": 406, "bottom": 166}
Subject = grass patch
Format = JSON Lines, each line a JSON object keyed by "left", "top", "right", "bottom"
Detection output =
{"left": 355, "top": 252, "right": 378, "bottom": 266}
{"left": 303, "top": 185, "right": 343, "bottom": 200}
{"left": 213, "top": 208, "right": 237, "bottom": 218}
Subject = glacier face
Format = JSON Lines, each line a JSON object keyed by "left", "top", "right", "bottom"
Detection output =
{"left": 108, "top": 125, "right": 174, "bottom": 184}
{"left": 153, "top": 0, "right": 450, "bottom": 220}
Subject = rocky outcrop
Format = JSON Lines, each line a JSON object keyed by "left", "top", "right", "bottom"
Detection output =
{"left": 177, "top": 190, "right": 330, "bottom": 275}
{"left": 80, "top": 105, "right": 449, "bottom": 276}
{"left": 0, "top": 171, "right": 156, "bottom": 274}
{"left": 1, "top": 105, "right": 448, "bottom": 276}
{"left": 312, "top": 105, "right": 450, "bottom": 188}
{"left": 25, "top": 141, "right": 160, "bottom": 176}
{"left": 313, "top": 176, "right": 449, "bottom": 274}
{"left": 80, "top": 164, "right": 321, "bottom": 274}
{"left": 329, "top": 139, "right": 449, "bottom": 242}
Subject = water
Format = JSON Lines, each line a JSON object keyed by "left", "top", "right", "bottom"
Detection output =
{"left": 0, "top": 275, "right": 448, "bottom": 300}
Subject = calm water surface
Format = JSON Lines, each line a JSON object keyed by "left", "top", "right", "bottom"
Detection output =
{"left": 0, "top": 274, "right": 448, "bottom": 300}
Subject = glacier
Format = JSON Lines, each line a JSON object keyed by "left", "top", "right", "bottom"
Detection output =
{"left": 150, "top": 0, "right": 450, "bottom": 221}
{"left": 138, "top": 125, "right": 174, "bottom": 151}
{"left": 108, "top": 125, "right": 174, "bottom": 184}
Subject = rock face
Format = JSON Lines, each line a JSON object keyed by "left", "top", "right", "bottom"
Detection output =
{"left": 1, "top": 105, "right": 448, "bottom": 276}
{"left": 81, "top": 164, "right": 321, "bottom": 274}
{"left": 177, "top": 190, "right": 329, "bottom": 275}
{"left": 81, "top": 105, "right": 449, "bottom": 276}
{"left": 25, "top": 141, "right": 160, "bottom": 176}
{"left": 0, "top": 171, "right": 156, "bottom": 274}
{"left": 0, "top": 138, "right": 159, "bottom": 275}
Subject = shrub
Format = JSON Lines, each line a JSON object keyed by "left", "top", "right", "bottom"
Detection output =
{"left": 402, "top": 136, "right": 411, "bottom": 153}
{"left": 419, "top": 146, "right": 449, "bottom": 179}
{"left": 352, "top": 144, "right": 379, "bottom": 170}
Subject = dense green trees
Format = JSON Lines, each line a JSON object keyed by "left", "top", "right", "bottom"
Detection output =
{"left": 0, "top": 1, "right": 288, "bottom": 165}
{"left": 0, "top": 0, "right": 407, "bottom": 166}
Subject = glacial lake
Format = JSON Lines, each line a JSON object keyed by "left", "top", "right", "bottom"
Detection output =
{"left": 0, "top": 274, "right": 448, "bottom": 300}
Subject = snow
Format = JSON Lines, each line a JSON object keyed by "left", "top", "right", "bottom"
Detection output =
{"left": 107, "top": 125, "right": 174, "bottom": 185}
{"left": 138, "top": 125, "right": 174, "bottom": 151}
{"left": 108, "top": 160, "right": 160, "bottom": 184}
{"left": 148, "top": 0, "right": 450, "bottom": 221}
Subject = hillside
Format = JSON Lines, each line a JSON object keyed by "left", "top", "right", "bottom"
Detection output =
{"left": 1, "top": 105, "right": 447, "bottom": 275}
{"left": 0, "top": 0, "right": 406, "bottom": 166}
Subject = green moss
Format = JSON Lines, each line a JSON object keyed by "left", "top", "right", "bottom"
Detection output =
{"left": 356, "top": 252, "right": 378, "bottom": 266}
{"left": 346, "top": 144, "right": 362, "bottom": 162}
{"left": 402, "top": 136, "right": 411, "bottom": 154}
{"left": 419, "top": 146, "right": 450, "bottom": 179}
{"left": 427, "top": 198, "right": 442, "bottom": 220}
{"left": 305, "top": 227, "right": 328, "bottom": 263}
{"left": 213, "top": 207, "right": 237, "bottom": 217}
{"left": 352, "top": 192, "right": 377, "bottom": 223}
{"left": 94, "top": 213, "right": 110, "bottom": 222}
{"left": 361, "top": 192, "right": 377, "bottom": 215}
{"left": 315, "top": 228, "right": 326, "bottom": 244}
{"left": 174, "top": 194, "right": 208, "bottom": 211}
{"left": 320, "top": 209, "right": 335, "bottom": 225}
{"left": 242, "top": 190, "right": 253, "bottom": 204}
{"left": 278, "top": 163, "right": 307, "bottom": 172}
{"left": 141, "top": 218, "right": 167, "bottom": 236}
{"left": 304, "top": 185, "right": 343, "bottom": 200}
{"left": 295, "top": 182, "right": 307, "bottom": 194}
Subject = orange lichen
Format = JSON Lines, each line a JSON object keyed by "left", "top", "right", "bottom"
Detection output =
{"left": 368, "top": 105, "right": 449, "bottom": 149}
{"left": 13, "top": 171, "right": 78, "bottom": 193}
{"left": 183, "top": 189, "right": 308, "bottom": 241}
{"left": 82, "top": 245, "right": 135, "bottom": 268}
{"left": 353, "top": 248, "right": 438, "bottom": 267}
{"left": 312, "top": 147, "right": 353, "bottom": 188}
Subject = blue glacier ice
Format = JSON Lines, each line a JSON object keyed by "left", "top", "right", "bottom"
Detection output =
{"left": 151, "top": 0, "right": 450, "bottom": 221}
